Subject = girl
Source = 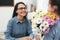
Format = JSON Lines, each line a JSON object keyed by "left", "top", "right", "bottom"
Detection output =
{"left": 4, "top": 2, "right": 34, "bottom": 40}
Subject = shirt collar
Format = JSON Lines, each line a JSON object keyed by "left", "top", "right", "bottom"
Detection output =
{"left": 15, "top": 16, "right": 26, "bottom": 23}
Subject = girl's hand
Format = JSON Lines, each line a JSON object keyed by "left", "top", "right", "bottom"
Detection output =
{"left": 23, "top": 37, "right": 32, "bottom": 40}
{"left": 18, "top": 36, "right": 32, "bottom": 40}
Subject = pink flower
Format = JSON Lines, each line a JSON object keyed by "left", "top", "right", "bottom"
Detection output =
{"left": 43, "top": 27, "right": 50, "bottom": 34}
{"left": 42, "top": 16, "right": 57, "bottom": 25}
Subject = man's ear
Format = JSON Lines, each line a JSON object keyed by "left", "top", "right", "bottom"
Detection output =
{"left": 53, "top": 6, "right": 58, "bottom": 12}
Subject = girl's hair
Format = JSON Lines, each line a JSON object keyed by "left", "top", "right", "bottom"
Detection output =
{"left": 49, "top": 0, "right": 60, "bottom": 15}
{"left": 12, "top": 2, "right": 27, "bottom": 18}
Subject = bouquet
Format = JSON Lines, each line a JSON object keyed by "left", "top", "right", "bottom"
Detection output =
{"left": 31, "top": 10, "right": 57, "bottom": 40}
{"left": 40, "top": 12, "right": 57, "bottom": 34}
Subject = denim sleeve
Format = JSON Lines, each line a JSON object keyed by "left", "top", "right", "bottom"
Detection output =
{"left": 27, "top": 20, "right": 34, "bottom": 39}
{"left": 4, "top": 20, "right": 17, "bottom": 40}
{"left": 43, "top": 25, "right": 56, "bottom": 40}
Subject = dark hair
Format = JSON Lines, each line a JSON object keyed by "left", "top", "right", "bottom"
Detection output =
{"left": 49, "top": 0, "right": 60, "bottom": 15}
{"left": 12, "top": 2, "right": 27, "bottom": 18}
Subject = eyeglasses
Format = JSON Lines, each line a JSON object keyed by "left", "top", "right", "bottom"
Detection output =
{"left": 18, "top": 7, "right": 27, "bottom": 10}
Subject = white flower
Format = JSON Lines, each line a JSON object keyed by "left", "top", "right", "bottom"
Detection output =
{"left": 30, "top": 12, "right": 37, "bottom": 19}
{"left": 39, "top": 21, "right": 49, "bottom": 31}
{"left": 36, "top": 18, "right": 42, "bottom": 24}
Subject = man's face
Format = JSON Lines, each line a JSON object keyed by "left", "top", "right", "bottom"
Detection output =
{"left": 48, "top": 3, "right": 58, "bottom": 13}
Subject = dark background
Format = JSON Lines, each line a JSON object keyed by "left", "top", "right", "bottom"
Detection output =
{"left": 0, "top": 0, "right": 14, "bottom": 6}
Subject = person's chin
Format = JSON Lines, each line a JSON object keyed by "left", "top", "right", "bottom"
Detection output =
{"left": 23, "top": 15, "right": 26, "bottom": 16}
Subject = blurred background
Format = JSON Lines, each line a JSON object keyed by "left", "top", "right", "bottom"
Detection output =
{"left": 0, "top": 0, "right": 48, "bottom": 40}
